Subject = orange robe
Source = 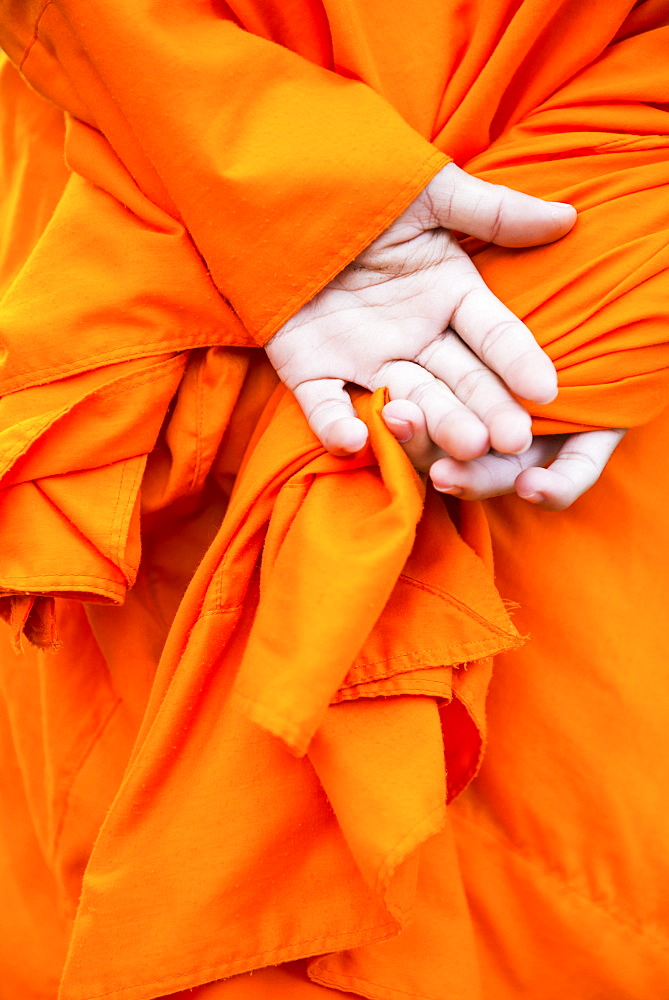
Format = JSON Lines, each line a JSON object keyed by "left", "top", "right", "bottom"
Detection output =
{"left": 0, "top": 2, "right": 668, "bottom": 998}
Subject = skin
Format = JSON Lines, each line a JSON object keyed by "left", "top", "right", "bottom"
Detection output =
{"left": 266, "top": 163, "right": 624, "bottom": 508}
{"left": 382, "top": 399, "right": 626, "bottom": 511}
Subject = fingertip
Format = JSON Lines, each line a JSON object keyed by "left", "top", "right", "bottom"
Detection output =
{"left": 488, "top": 413, "right": 533, "bottom": 456}
{"left": 533, "top": 367, "right": 559, "bottom": 405}
{"left": 429, "top": 457, "right": 466, "bottom": 495}
{"left": 450, "top": 433, "right": 489, "bottom": 462}
{"left": 523, "top": 198, "right": 577, "bottom": 246}
{"left": 456, "top": 439, "right": 490, "bottom": 462}
{"left": 516, "top": 466, "right": 568, "bottom": 511}
{"left": 435, "top": 414, "right": 489, "bottom": 461}
{"left": 515, "top": 465, "right": 547, "bottom": 497}
{"left": 512, "top": 436, "right": 533, "bottom": 456}
{"left": 324, "top": 416, "right": 368, "bottom": 455}
{"left": 383, "top": 399, "right": 424, "bottom": 423}
{"left": 517, "top": 370, "right": 558, "bottom": 407}
{"left": 383, "top": 415, "right": 414, "bottom": 444}
{"left": 383, "top": 400, "right": 423, "bottom": 444}
{"left": 518, "top": 490, "right": 546, "bottom": 505}
{"left": 498, "top": 196, "right": 577, "bottom": 248}
{"left": 550, "top": 202, "right": 578, "bottom": 231}
{"left": 434, "top": 484, "right": 463, "bottom": 497}
{"left": 534, "top": 387, "right": 559, "bottom": 407}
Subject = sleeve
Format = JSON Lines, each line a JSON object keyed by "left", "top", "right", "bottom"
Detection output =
{"left": 17, "top": 0, "right": 448, "bottom": 345}
{"left": 0, "top": 0, "right": 448, "bottom": 629}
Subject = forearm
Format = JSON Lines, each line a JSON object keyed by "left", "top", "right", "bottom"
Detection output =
{"left": 7, "top": 0, "right": 447, "bottom": 345}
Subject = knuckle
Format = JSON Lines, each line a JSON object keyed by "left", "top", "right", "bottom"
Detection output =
{"left": 414, "top": 339, "right": 442, "bottom": 369}
{"left": 478, "top": 320, "right": 522, "bottom": 360}
{"left": 405, "top": 375, "right": 438, "bottom": 407}
{"left": 486, "top": 193, "right": 506, "bottom": 244}
{"left": 486, "top": 399, "right": 527, "bottom": 425}
{"left": 479, "top": 463, "right": 502, "bottom": 496}
{"left": 560, "top": 450, "right": 602, "bottom": 480}
{"left": 451, "top": 366, "right": 490, "bottom": 404}
{"left": 433, "top": 181, "right": 456, "bottom": 224}
{"left": 305, "top": 395, "right": 347, "bottom": 427}
{"left": 449, "top": 285, "right": 478, "bottom": 326}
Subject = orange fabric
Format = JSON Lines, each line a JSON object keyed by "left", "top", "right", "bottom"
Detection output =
{"left": 0, "top": 2, "right": 668, "bottom": 999}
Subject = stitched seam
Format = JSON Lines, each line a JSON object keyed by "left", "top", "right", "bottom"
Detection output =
{"left": 340, "top": 660, "right": 453, "bottom": 688}
{"left": 312, "top": 967, "right": 446, "bottom": 1000}
{"left": 255, "top": 150, "right": 448, "bottom": 344}
{"left": 198, "top": 603, "right": 245, "bottom": 619}
{"left": 0, "top": 409, "right": 68, "bottom": 479}
{"left": 115, "top": 465, "right": 136, "bottom": 576}
{"left": 351, "top": 637, "right": 514, "bottom": 672}
{"left": 114, "top": 458, "right": 145, "bottom": 578}
{"left": 18, "top": 0, "right": 52, "bottom": 70}
{"left": 0, "top": 574, "right": 123, "bottom": 587}
{"left": 94, "top": 361, "right": 183, "bottom": 398}
{"left": 283, "top": 478, "right": 316, "bottom": 489}
{"left": 78, "top": 921, "right": 398, "bottom": 1000}
{"left": 108, "top": 461, "right": 129, "bottom": 573}
{"left": 0, "top": 363, "right": 179, "bottom": 485}
{"left": 335, "top": 681, "right": 451, "bottom": 698}
{"left": 237, "top": 643, "right": 495, "bottom": 752}
{"left": 399, "top": 574, "right": 516, "bottom": 640}
{"left": 1, "top": 587, "right": 122, "bottom": 603}
{"left": 0, "top": 331, "right": 221, "bottom": 394}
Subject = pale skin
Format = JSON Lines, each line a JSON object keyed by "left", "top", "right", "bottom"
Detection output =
{"left": 265, "top": 163, "right": 626, "bottom": 509}
{"left": 382, "top": 403, "right": 626, "bottom": 512}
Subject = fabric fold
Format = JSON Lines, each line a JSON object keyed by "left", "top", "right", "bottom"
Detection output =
{"left": 1, "top": 3, "right": 669, "bottom": 998}
{"left": 54, "top": 387, "right": 520, "bottom": 1000}
{"left": 0, "top": 354, "right": 187, "bottom": 630}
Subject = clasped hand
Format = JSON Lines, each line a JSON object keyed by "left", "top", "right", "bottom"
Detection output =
{"left": 266, "top": 163, "right": 625, "bottom": 510}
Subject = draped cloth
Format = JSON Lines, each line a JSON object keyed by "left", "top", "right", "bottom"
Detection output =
{"left": 0, "top": 2, "right": 668, "bottom": 998}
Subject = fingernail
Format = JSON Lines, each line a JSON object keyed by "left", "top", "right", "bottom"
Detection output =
{"left": 384, "top": 417, "right": 413, "bottom": 443}
{"left": 518, "top": 491, "right": 545, "bottom": 504}
{"left": 435, "top": 485, "right": 463, "bottom": 497}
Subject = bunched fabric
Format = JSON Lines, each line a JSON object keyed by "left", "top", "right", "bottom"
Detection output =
{"left": 0, "top": 2, "right": 668, "bottom": 998}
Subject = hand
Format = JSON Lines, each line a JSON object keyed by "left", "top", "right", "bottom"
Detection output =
{"left": 265, "top": 162, "right": 576, "bottom": 459}
{"left": 383, "top": 398, "right": 626, "bottom": 511}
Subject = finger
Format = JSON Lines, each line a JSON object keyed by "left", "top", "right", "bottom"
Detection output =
{"left": 444, "top": 244, "right": 558, "bottom": 404}
{"left": 292, "top": 378, "right": 369, "bottom": 455}
{"left": 382, "top": 399, "right": 445, "bottom": 471}
{"left": 430, "top": 436, "right": 564, "bottom": 500}
{"left": 515, "top": 429, "right": 627, "bottom": 511}
{"left": 430, "top": 162, "right": 577, "bottom": 247}
{"left": 376, "top": 361, "right": 490, "bottom": 460}
{"left": 417, "top": 330, "right": 533, "bottom": 454}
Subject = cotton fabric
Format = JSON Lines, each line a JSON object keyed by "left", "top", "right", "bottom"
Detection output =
{"left": 0, "top": 2, "right": 668, "bottom": 998}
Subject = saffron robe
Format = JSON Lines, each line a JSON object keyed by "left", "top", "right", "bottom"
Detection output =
{"left": 0, "top": 1, "right": 668, "bottom": 998}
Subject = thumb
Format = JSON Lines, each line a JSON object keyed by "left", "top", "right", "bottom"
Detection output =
{"left": 427, "top": 162, "right": 577, "bottom": 247}
{"left": 515, "top": 428, "right": 626, "bottom": 511}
